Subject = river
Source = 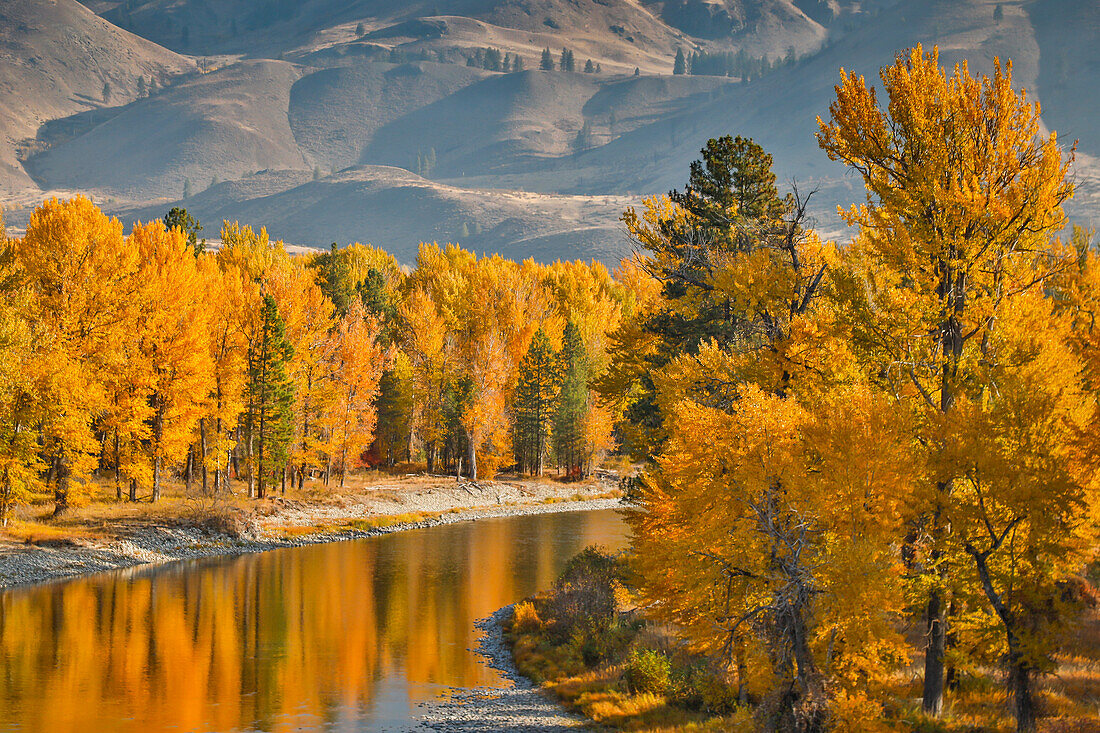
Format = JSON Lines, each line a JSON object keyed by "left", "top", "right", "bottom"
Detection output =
{"left": 0, "top": 507, "right": 628, "bottom": 732}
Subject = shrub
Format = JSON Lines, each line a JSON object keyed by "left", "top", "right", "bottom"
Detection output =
{"left": 546, "top": 545, "right": 627, "bottom": 640}
{"left": 625, "top": 647, "right": 671, "bottom": 695}
{"left": 669, "top": 659, "right": 741, "bottom": 714}
{"left": 512, "top": 601, "right": 542, "bottom": 633}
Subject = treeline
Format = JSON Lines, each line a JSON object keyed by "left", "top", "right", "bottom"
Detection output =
{"left": 673, "top": 46, "right": 798, "bottom": 80}
{"left": 0, "top": 206, "right": 637, "bottom": 524}
{"left": 608, "top": 47, "right": 1100, "bottom": 732}
{"left": 466, "top": 47, "right": 526, "bottom": 72}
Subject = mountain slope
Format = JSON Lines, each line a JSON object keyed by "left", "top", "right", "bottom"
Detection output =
{"left": 26, "top": 61, "right": 306, "bottom": 199}
{"left": 0, "top": 0, "right": 195, "bottom": 196}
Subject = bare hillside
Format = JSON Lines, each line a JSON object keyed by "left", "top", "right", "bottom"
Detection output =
{"left": 5, "top": 0, "right": 1099, "bottom": 263}
{"left": 0, "top": 0, "right": 195, "bottom": 195}
{"left": 26, "top": 61, "right": 307, "bottom": 199}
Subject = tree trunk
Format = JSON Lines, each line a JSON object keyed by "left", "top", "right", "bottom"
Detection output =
{"left": 199, "top": 418, "right": 209, "bottom": 496}
{"left": 468, "top": 431, "right": 477, "bottom": 481}
{"left": 922, "top": 585, "right": 947, "bottom": 716}
{"left": 1, "top": 466, "right": 10, "bottom": 528}
{"left": 152, "top": 455, "right": 162, "bottom": 503}
{"left": 129, "top": 477, "right": 138, "bottom": 503}
{"left": 185, "top": 448, "right": 193, "bottom": 494}
{"left": 152, "top": 406, "right": 164, "bottom": 503}
{"left": 114, "top": 430, "right": 122, "bottom": 501}
{"left": 280, "top": 465, "right": 287, "bottom": 495}
{"left": 52, "top": 453, "right": 70, "bottom": 517}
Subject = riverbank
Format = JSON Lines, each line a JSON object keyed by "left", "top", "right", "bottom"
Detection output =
{"left": 415, "top": 605, "right": 587, "bottom": 732}
{"left": 0, "top": 475, "right": 624, "bottom": 590}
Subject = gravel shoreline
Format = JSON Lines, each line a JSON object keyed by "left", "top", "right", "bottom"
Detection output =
{"left": 414, "top": 605, "right": 585, "bottom": 731}
{"left": 0, "top": 479, "right": 623, "bottom": 590}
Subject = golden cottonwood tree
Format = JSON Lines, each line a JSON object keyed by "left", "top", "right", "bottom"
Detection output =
{"left": 818, "top": 45, "right": 1080, "bottom": 728}
{"left": 130, "top": 221, "right": 214, "bottom": 502}
{"left": 324, "top": 300, "right": 385, "bottom": 487}
{"left": 0, "top": 226, "right": 41, "bottom": 526}
{"left": 16, "top": 197, "right": 142, "bottom": 514}
{"left": 200, "top": 256, "right": 250, "bottom": 494}
{"left": 632, "top": 383, "right": 917, "bottom": 727}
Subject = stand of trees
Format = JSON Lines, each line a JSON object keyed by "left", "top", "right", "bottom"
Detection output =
{"left": 607, "top": 46, "right": 1099, "bottom": 733}
{"left": 0, "top": 212, "right": 629, "bottom": 522}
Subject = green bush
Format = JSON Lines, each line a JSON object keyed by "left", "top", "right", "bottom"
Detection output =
{"left": 625, "top": 647, "right": 671, "bottom": 695}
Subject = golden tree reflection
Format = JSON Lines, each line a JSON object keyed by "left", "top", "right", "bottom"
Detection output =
{"left": 0, "top": 510, "right": 626, "bottom": 732}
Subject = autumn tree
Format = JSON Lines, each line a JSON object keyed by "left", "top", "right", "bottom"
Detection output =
{"left": 818, "top": 45, "right": 1078, "bottom": 728}
{"left": 199, "top": 256, "right": 249, "bottom": 495}
{"left": 130, "top": 221, "right": 213, "bottom": 502}
{"left": 609, "top": 135, "right": 815, "bottom": 455}
{"left": 163, "top": 207, "right": 205, "bottom": 255}
{"left": 324, "top": 300, "right": 385, "bottom": 488}
{"left": 0, "top": 225, "right": 41, "bottom": 526}
{"left": 16, "top": 197, "right": 142, "bottom": 515}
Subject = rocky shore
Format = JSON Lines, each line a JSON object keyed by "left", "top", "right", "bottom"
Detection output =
{"left": 414, "top": 605, "right": 585, "bottom": 732}
{"left": 0, "top": 478, "right": 623, "bottom": 590}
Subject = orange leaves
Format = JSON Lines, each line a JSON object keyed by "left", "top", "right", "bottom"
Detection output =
{"left": 324, "top": 300, "right": 385, "bottom": 483}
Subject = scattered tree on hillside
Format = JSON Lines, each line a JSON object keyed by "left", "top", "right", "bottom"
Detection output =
{"left": 540, "top": 48, "right": 554, "bottom": 70}
{"left": 560, "top": 48, "right": 575, "bottom": 72}
{"left": 182, "top": 178, "right": 193, "bottom": 199}
{"left": 584, "top": 59, "right": 595, "bottom": 73}
{"left": 994, "top": 3, "right": 1004, "bottom": 21}
{"left": 673, "top": 48, "right": 687, "bottom": 75}
{"left": 355, "top": 22, "right": 365, "bottom": 37}
{"left": 574, "top": 119, "right": 595, "bottom": 151}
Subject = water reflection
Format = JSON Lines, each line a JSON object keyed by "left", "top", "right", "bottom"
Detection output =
{"left": 0, "top": 508, "right": 627, "bottom": 732}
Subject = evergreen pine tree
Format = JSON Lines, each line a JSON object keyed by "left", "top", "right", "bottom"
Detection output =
{"left": 311, "top": 243, "right": 355, "bottom": 315}
{"left": 584, "top": 59, "right": 595, "bottom": 73}
{"left": 164, "top": 207, "right": 205, "bottom": 255}
{"left": 540, "top": 48, "right": 554, "bottom": 70}
{"left": 182, "top": 178, "right": 193, "bottom": 199}
{"left": 560, "top": 48, "right": 569, "bottom": 71}
{"left": 553, "top": 321, "right": 588, "bottom": 478}
{"left": 245, "top": 294, "right": 295, "bottom": 499}
{"left": 673, "top": 48, "right": 687, "bottom": 75}
{"left": 513, "top": 55, "right": 525, "bottom": 72}
{"left": 513, "top": 329, "right": 559, "bottom": 475}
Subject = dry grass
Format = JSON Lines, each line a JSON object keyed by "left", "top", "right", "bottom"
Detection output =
{"left": 0, "top": 464, "right": 619, "bottom": 547}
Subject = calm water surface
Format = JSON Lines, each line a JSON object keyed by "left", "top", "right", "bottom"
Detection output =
{"left": 0, "top": 508, "right": 628, "bottom": 732}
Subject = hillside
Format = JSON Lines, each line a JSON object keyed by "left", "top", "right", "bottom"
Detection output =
{"left": 2, "top": 0, "right": 1098, "bottom": 263}
{"left": 0, "top": 0, "right": 195, "bottom": 197}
